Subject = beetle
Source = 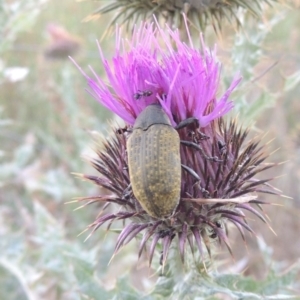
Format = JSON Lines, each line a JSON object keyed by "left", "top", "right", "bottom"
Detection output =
{"left": 127, "top": 104, "right": 181, "bottom": 218}
{"left": 126, "top": 104, "right": 222, "bottom": 219}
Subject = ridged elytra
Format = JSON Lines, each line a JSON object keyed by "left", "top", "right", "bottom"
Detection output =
{"left": 127, "top": 104, "right": 181, "bottom": 219}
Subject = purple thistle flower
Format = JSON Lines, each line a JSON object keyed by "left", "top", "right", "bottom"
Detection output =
{"left": 73, "top": 21, "right": 281, "bottom": 266}
{"left": 74, "top": 22, "right": 241, "bottom": 127}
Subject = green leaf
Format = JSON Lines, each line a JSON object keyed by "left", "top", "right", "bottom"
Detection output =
{"left": 71, "top": 257, "right": 112, "bottom": 300}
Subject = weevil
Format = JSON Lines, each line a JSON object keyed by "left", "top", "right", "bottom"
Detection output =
{"left": 126, "top": 104, "right": 222, "bottom": 219}
{"left": 127, "top": 104, "right": 181, "bottom": 218}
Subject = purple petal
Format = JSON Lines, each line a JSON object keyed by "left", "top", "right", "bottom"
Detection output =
{"left": 74, "top": 21, "right": 241, "bottom": 126}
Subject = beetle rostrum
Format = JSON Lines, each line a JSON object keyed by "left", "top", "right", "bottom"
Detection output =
{"left": 127, "top": 104, "right": 181, "bottom": 219}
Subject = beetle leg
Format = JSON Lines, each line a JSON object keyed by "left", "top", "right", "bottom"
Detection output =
{"left": 181, "top": 164, "right": 211, "bottom": 197}
{"left": 189, "top": 131, "right": 210, "bottom": 145}
{"left": 116, "top": 126, "right": 133, "bottom": 134}
{"left": 122, "top": 183, "right": 132, "bottom": 200}
{"left": 197, "top": 130, "right": 210, "bottom": 140}
{"left": 217, "top": 140, "right": 227, "bottom": 156}
{"left": 176, "top": 116, "right": 211, "bottom": 143}
{"left": 193, "top": 181, "right": 210, "bottom": 198}
{"left": 181, "top": 164, "right": 200, "bottom": 181}
{"left": 180, "top": 140, "right": 222, "bottom": 162}
{"left": 175, "top": 117, "right": 199, "bottom": 130}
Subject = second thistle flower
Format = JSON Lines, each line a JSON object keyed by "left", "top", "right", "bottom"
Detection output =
{"left": 74, "top": 22, "right": 278, "bottom": 265}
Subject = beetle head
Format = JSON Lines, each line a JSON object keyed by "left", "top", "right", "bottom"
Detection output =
{"left": 134, "top": 104, "right": 171, "bottom": 131}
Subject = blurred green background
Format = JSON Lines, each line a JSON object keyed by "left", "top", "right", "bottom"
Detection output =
{"left": 1, "top": 0, "right": 300, "bottom": 299}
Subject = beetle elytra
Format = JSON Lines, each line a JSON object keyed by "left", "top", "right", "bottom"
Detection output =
{"left": 127, "top": 104, "right": 181, "bottom": 219}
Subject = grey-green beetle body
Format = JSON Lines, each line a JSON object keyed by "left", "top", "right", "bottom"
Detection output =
{"left": 127, "top": 104, "right": 181, "bottom": 219}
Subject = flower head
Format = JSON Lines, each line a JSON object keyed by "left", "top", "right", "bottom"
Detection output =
{"left": 87, "top": 0, "right": 277, "bottom": 33}
{"left": 75, "top": 22, "right": 240, "bottom": 127}
{"left": 73, "top": 21, "right": 280, "bottom": 266}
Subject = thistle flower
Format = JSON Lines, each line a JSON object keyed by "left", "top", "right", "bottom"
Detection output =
{"left": 73, "top": 22, "right": 280, "bottom": 266}
{"left": 87, "top": 0, "right": 277, "bottom": 33}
